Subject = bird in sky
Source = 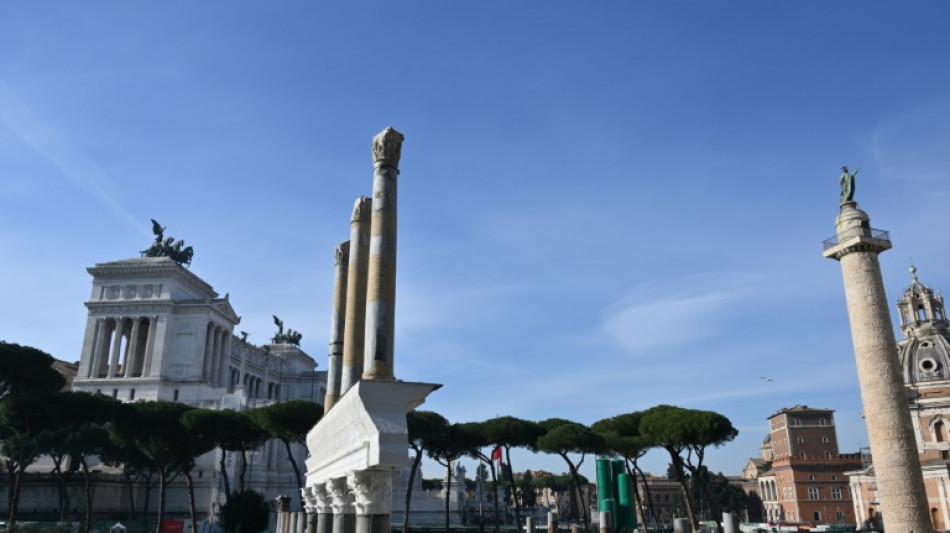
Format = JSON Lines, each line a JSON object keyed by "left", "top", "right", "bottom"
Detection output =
{"left": 760, "top": 377, "right": 775, "bottom": 383}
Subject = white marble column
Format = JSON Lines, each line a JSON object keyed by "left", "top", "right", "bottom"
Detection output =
{"left": 218, "top": 333, "right": 231, "bottom": 386}
{"left": 312, "top": 483, "right": 332, "bottom": 533}
{"left": 363, "top": 127, "right": 404, "bottom": 381}
{"left": 350, "top": 469, "right": 394, "bottom": 533}
{"left": 109, "top": 318, "right": 126, "bottom": 378}
{"left": 125, "top": 317, "right": 142, "bottom": 377}
{"left": 329, "top": 477, "right": 355, "bottom": 533}
{"left": 203, "top": 322, "right": 215, "bottom": 381}
{"left": 89, "top": 318, "right": 106, "bottom": 378}
{"left": 210, "top": 327, "right": 222, "bottom": 385}
{"left": 142, "top": 315, "right": 158, "bottom": 377}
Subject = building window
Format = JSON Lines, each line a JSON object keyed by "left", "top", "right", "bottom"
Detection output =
{"left": 837, "top": 510, "right": 845, "bottom": 522}
{"left": 112, "top": 389, "right": 118, "bottom": 398}
{"left": 794, "top": 418, "right": 801, "bottom": 426}
{"left": 808, "top": 475, "right": 815, "bottom": 481}
{"left": 800, "top": 452, "right": 807, "bottom": 458}
{"left": 832, "top": 487, "right": 843, "bottom": 500}
{"left": 130, "top": 388, "right": 135, "bottom": 400}
{"left": 798, "top": 437, "right": 805, "bottom": 444}
{"left": 831, "top": 475, "right": 838, "bottom": 481}
{"left": 819, "top": 418, "right": 826, "bottom": 426}
{"left": 825, "top": 451, "right": 832, "bottom": 457}
{"left": 173, "top": 389, "right": 179, "bottom": 401}
{"left": 809, "top": 487, "right": 819, "bottom": 500}
{"left": 823, "top": 436, "right": 830, "bottom": 443}
{"left": 814, "top": 511, "right": 821, "bottom": 521}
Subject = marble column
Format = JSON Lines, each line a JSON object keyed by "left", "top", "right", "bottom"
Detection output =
{"left": 350, "top": 470, "right": 393, "bottom": 533}
{"left": 89, "top": 318, "right": 106, "bottom": 378}
{"left": 325, "top": 241, "right": 350, "bottom": 411}
{"left": 362, "top": 127, "right": 404, "bottom": 381}
{"left": 329, "top": 477, "right": 355, "bottom": 533}
{"left": 203, "top": 322, "right": 215, "bottom": 381}
{"left": 210, "top": 327, "right": 222, "bottom": 385}
{"left": 126, "top": 317, "right": 142, "bottom": 377}
{"left": 109, "top": 318, "right": 126, "bottom": 378}
{"left": 219, "top": 333, "right": 232, "bottom": 386}
{"left": 313, "top": 483, "right": 333, "bottom": 533}
{"left": 142, "top": 316, "right": 157, "bottom": 377}
{"left": 341, "top": 197, "right": 372, "bottom": 393}
{"left": 824, "top": 198, "right": 931, "bottom": 532}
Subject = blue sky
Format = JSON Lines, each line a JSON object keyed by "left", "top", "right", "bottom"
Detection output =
{"left": 2, "top": 2, "right": 950, "bottom": 481}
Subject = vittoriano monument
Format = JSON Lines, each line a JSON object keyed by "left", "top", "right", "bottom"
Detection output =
{"left": 823, "top": 167, "right": 933, "bottom": 532}
{"left": 140, "top": 219, "right": 195, "bottom": 266}
{"left": 294, "top": 128, "right": 441, "bottom": 533}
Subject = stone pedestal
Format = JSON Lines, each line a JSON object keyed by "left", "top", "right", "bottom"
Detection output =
{"left": 825, "top": 200, "right": 932, "bottom": 532}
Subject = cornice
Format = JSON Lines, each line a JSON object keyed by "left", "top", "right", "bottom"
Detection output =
{"left": 88, "top": 258, "right": 216, "bottom": 298}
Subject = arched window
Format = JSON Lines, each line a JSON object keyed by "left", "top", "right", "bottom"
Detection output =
{"left": 935, "top": 421, "right": 948, "bottom": 443}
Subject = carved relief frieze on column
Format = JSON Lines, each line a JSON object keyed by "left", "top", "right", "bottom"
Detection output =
{"left": 349, "top": 469, "right": 394, "bottom": 517}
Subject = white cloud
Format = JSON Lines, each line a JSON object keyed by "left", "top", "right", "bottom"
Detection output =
{"left": 602, "top": 289, "right": 742, "bottom": 353}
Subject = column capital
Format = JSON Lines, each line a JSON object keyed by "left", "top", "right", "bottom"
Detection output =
{"left": 372, "top": 127, "right": 404, "bottom": 169}
{"left": 328, "top": 477, "right": 353, "bottom": 515}
{"left": 305, "top": 483, "right": 333, "bottom": 514}
{"left": 348, "top": 469, "right": 394, "bottom": 516}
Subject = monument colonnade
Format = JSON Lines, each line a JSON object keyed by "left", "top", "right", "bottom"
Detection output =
{"left": 87, "top": 315, "right": 157, "bottom": 378}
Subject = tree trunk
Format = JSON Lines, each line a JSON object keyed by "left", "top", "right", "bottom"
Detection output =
{"left": 488, "top": 457, "right": 500, "bottom": 533}
{"left": 219, "top": 449, "right": 231, "bottom": 498}
{"left": 9, "top": 465, "right": 24, "bottom": 531}
{"left": 403, "top": 447, "right": 423, "bottom": 533}
{"left": 142, "top": 470, "right": 155, "bottom": 516}
{"left": 184, "top": 470, "right": 199, "bottom": 533}
{"left": 504, "top": 447, "right": 522, "bottom": 532}
{"left": 239, "top": 450, "right": 248, "bottom": 492}
{"left": 562, "top": 455, "right": 589, "bottom": 533}
{"left": 630, "top": 461, "right": 660, "bottom": 530}
{"left": 52, "top": 458, "right": 68, "bottom": 522}
{"left": 282, "top": 439, "right": 304, "bottom": 498}
{"left": 80, "top": 458, "right": 95, "bottom": 533}
{"left": 156, "top": 466, "right": 168, "bottom": 533}
{"left": 123, "top": 466, "right": 137, "bottom": 520}
{"left": 673, "top": 472, "right": 697, "bottom": 530}
{"left": 445, "top": 460, "right": 453, "bottom": 533}
{"left": 691, "top": 468, "right": 722, "bottom": 533}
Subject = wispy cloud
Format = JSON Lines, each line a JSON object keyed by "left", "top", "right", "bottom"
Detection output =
{"left": 0, "top": 83, "right": 144, "bottom": 233}
{"left": 602, "top": 288, "right": 745, "bottom": 353}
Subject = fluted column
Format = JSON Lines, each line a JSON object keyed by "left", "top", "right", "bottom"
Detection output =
{"left": 824, "top": 197, "right": 931, "bottom": 532}
{"left": 89, "top": 318, "right": 106, "bottom": 378}
{"left": 125, "top": 317, "right": 142, "bottom": 377}
{"left": 350, "top": 469, "right": 394, "bottom": 533}
{"left": 363, "top": 127, "right": 403, "bottom": 381}
{"left": 326, "top": 241, "right": 350, "bottom": 411}
{"left": 341, "top": 197, "right": 372, "bottom": 393}
{"left": 109, "top": 318, "right": 126, "bottom": 378}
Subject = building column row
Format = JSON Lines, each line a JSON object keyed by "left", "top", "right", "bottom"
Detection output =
{"left": 204, "top": 323, "right": 232, "bottom": 387}
{"left": 88, "top": 316, "right": 157, "bottom": 378}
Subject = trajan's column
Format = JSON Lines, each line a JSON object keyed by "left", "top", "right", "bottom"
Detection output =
{"left": 823, "top": 167, "right": 932, "bottom": 532}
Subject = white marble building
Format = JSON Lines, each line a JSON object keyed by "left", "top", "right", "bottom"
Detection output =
{"left": 3, "top": 255, "right": 327, "bottom": 525}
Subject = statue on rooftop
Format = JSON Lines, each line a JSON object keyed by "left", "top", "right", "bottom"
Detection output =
{"left": 839, "top": 166, "right": 859, "bottom": 206}
{"left": 140, "top": 220, "right": 194, "bottom": 267}
{"left": 271, "top": 316, "right": 302, "bottom": 345}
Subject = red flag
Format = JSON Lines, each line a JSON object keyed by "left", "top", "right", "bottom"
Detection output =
{"left": 491, "top": 445, "right": 503, "bottom": 465}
